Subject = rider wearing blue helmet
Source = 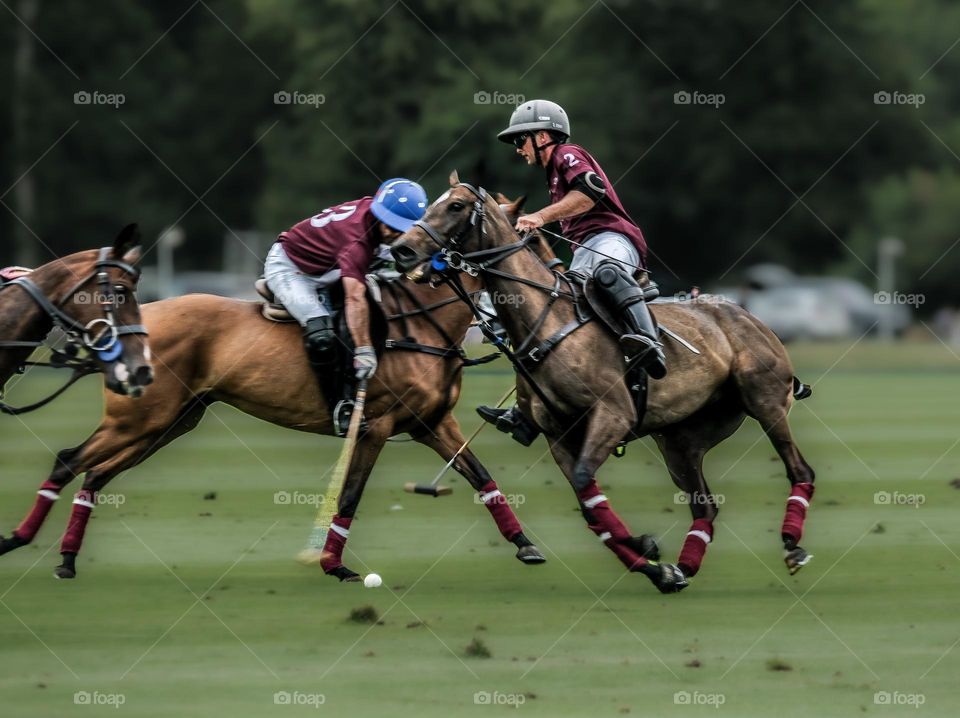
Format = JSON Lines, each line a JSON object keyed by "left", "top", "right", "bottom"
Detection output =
{"left": 264, "top": 178, "right": 428, "bottom": 432}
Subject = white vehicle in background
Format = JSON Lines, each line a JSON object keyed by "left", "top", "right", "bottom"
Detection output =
{"left": 711, "top": 264, "right": 911, "bottom": 342}
{"left": 744, "top": 285, "right": 852, "bottom": 342}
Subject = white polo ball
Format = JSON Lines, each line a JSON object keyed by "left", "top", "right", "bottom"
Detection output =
{"left": 363, "top": 573, "right": 382, "bottom": 588}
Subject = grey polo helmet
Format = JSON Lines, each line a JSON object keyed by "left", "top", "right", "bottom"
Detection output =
{"left": 497, "top": 99, "right": 571, "bottom": 143}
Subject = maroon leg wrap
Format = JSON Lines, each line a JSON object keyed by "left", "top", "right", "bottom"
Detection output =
{"left": 578, "top": 481, "right": 647, "bottom": 570}
{"left": 781, "top": 482, "right": 815, "bottom": 545}
{"left": 15, "top": 480, "right": 64, "bottom": 542}
{"left": 319, "top": 516, "right": 352, "bottom": 573}
{"left": 478, "top": 480, "right": 522, "bottom": 540}
{"left": 677, "top": 518, "right": 714, "bottom": 577}
{"left": 60, "top": 489, "right": 96, "bottom": 555}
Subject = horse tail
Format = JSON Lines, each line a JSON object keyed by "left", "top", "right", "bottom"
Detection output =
{"left": 792, "top": 376, "right": 812, "bottom": 401}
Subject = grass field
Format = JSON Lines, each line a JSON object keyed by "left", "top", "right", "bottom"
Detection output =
{"left": 1, "top": 339, "right": 958, "bottom": 716}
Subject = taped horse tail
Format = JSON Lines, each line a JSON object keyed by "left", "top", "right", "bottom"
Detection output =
{"left": 792, "top": 376, "right": 812, "bottom": 401}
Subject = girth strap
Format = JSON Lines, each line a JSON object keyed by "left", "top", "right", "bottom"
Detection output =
{"left": 517, "top": 318, "right": 589, "bottom": 372}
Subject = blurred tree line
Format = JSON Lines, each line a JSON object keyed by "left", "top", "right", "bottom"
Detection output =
{"left": 1, "top": 0, "right": 955, "bottom": 305}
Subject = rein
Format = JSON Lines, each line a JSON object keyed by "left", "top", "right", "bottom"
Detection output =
{"left": 380, "top": 280, "right": 499, "bottom": 367}
{"left": 0, "top": 247, "right": 148, "bottom": 415}
{"left": 411, "top": 183, "right": 589, "bottom": 416}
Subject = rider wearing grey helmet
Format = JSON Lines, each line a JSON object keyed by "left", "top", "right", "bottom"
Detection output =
{"left": 478, "top": 99, "right": 666, "bottom": 444}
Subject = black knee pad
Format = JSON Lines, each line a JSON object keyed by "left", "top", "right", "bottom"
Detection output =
{"left": 594, "top": 262, "right": 622, "bottom": 288}
{"left": 593, "top": 261, "right": 643, "bottom": 310}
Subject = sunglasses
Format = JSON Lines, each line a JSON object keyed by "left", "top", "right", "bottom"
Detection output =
{"left": 512, "top": 133, "right": 529, "bottom": 149}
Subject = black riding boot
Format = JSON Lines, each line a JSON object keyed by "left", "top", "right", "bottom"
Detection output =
{"left": 620, "top": 300, "right": 667, "bottom": 379}
{"left": 303, "top": 316, "right": 349, "bottom": 435}
{"left": 593, "top": 261, "right": 667, "bottom": 379}
{"left": 475, "top": 404, "right": 541, "bottom": 446}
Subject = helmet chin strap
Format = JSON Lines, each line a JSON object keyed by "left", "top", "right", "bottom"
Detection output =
{"left": 533, "top": 133, "right": 562, "bottom": 167}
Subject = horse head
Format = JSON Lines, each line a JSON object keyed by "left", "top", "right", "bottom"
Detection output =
{"left": 391, "top": 170, "right": 513, "bottom": 281}
{"left": 55, "top": 224, "right": 154, "bottom": 397}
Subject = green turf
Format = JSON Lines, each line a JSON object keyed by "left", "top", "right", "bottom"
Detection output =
{"left": 1, "top": 339, "right": 958, "bottom": 716}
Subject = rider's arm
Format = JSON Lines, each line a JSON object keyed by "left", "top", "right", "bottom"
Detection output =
{"left": 516, "top": 190, "right": 594, "bottom": 231}
{"left": 342, "top": 276, "right": 371, "bottom": 348}
{"left": 538, "top": 189, "right": 595, "bottom": 222}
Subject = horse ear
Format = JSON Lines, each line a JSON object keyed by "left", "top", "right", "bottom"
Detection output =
{"left": 112, "top": 223, "right": 142, "bottom": 263}
{"left": 448, "top": 170, "right": 460, "bottom": 187}
{"left": 512, "top": 194, "right": 527, "bottom": 213}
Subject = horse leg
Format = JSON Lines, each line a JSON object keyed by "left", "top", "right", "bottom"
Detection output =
{"left": 318, "top": 419, "right": 394, "bottom": 582}
{"left": 734, "top": 371, "right": 816, "bottom": 574}
{"left": 549, "top": 412, "right": 687, "bottom": 593}
{"left": 654, "top": 437, "right": 714, "bottom": 578}
{"left": 651, "top": 396, "right": 747, "bottom": 579}
{"left": 52, "top": 440, "right": 152, "bottom": 579}
{"left": 0, "top": 443, "right": 88, "bottom": 555}
{"left": 54, "top": 398, "right": 210, "bottom": 578}
{"left": 413, "top": 412, "right": 546, "bottom": 565}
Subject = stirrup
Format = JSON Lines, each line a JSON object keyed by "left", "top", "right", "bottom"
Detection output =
{"left": 621, "top": 335, "right": 667, "bottom": 379}
{"left": 333, "top": 399, "right": 367, "bottom": 437}
{"left": 475, "top": 406, "right": 540, "bottom": 447}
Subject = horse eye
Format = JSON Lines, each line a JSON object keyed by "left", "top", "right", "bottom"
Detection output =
{"left": 449, "top": 201, "right": 465, "bottom": 212}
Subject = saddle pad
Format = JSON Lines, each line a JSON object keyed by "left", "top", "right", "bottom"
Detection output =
{"left": 0, "top": 266, "right": 33, "bottom": 282}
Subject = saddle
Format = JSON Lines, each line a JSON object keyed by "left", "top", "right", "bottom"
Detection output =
{"left": 574, "top": 271, "right": 661, "bottom": 339}
{"left": 0, "top": 266, "right": 33, "bottom": 283}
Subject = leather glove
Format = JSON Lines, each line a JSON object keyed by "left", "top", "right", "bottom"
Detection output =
{"left": 353, "top": 346, "right": 378, "bottom": 380}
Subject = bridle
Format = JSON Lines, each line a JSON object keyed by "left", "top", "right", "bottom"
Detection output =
{"left": 0, "top": 247, "right": 149, "bottom": 414}
{"left": 412, "top": 183, "right": 570, "bottom": 294}
{"left": 407, "top": 183, "right": 584, "bottom": 417}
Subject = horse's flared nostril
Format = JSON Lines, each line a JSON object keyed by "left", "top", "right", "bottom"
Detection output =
{"left": 135, "top": 365, "right": 154, "bottom": 386}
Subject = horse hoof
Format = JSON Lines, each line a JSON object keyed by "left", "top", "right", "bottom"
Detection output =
{"left": 624, "top": 534, "right": 660, "bottom": 561}
{"left": 54, "top": 565, "right": 77, "bottom": 579}
{"left": 326, "top": 565, "right": 361, "bottom": 582}
{"left": 784, "top": 547, "right": 813, "bottom": 575}
{"left": 516, "top": 545, "right": 546, "bottom": 564}
{"left": 637, "top": 561, "right": 688, "bottom": 594}
{"left": 0, "top": 533, "right": 28, "bottom": 556}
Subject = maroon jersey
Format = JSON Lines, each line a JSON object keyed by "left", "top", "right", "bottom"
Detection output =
{"left": 545, "top": 144, "right": 648, "bottom": 265}
{"left": 278, "top": 196, "right": 379, "bottom": 281}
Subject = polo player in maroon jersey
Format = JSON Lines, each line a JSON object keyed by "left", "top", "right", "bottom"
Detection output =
{"left": 264, "top": 179, "right": 428, "bottom": 435}
{"left": 478, "top": 99, "right": 665, "bottom": 445}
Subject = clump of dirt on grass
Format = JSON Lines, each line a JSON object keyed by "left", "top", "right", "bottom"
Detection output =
{"left": 348, "top": 605, "right": 379, "bottom": 624}
{"left": 685, "top": 659, "right": 702, "bottom": 668}
{"left": 465, "top": 637, "right": 491, "bottom": 658}
{"left": 871, "top": 523, "right": 886, "bottom": 534}
{"left": 950, "top": 478, "right": 960, "bottom": 490}
{"left": 766, "top": 658, "right": 793, "bottom": 672}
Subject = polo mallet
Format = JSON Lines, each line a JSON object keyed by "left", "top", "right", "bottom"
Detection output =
{"left": 297, "top": 379, "right": 368, "bottom": 565}
{"left": 404, "top": 385, "right": 516, "bottom": 497}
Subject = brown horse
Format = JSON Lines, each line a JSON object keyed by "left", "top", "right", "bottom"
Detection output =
{"left": 0, "top": 198, "right": 556, "bottom": 580}
{"left": 0, "top": 226, "right": 153, "bottom": 575}
{"left": 391, "top": 176, "right": 816, "bottom": 594}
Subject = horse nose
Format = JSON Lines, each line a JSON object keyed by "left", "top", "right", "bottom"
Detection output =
{"left": 134, "top": 365, "right": 154, "bottom": 386}
{"left": 391, "top": 242, "right": 419, "bottom": 270}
